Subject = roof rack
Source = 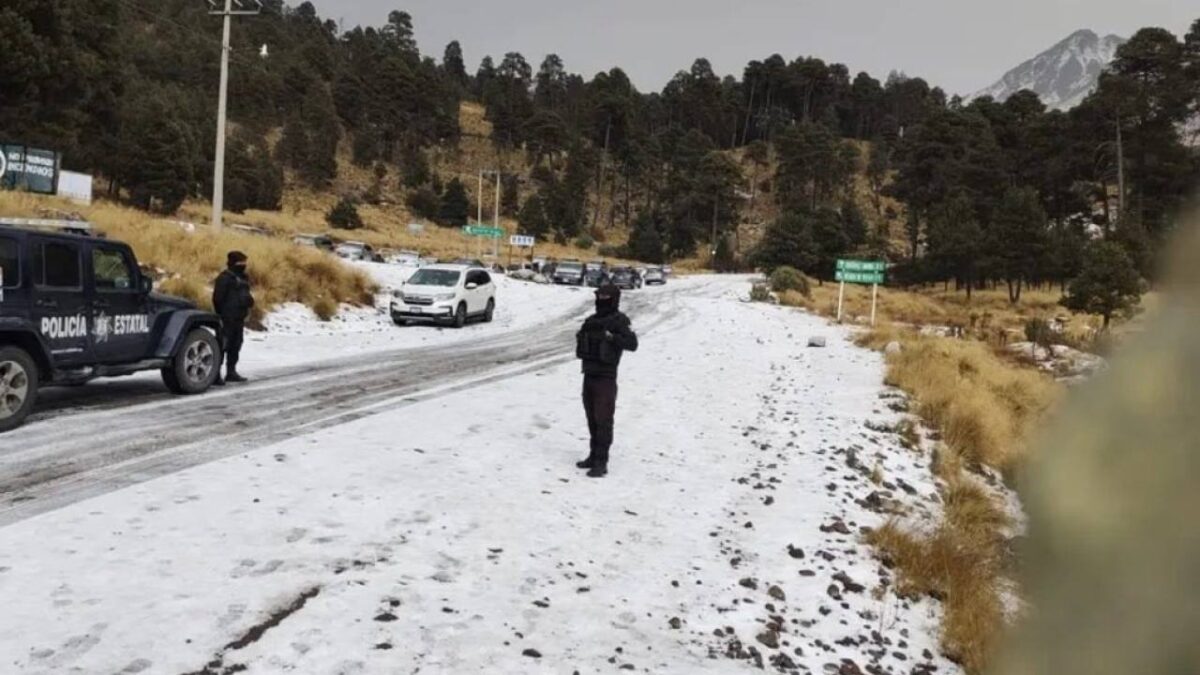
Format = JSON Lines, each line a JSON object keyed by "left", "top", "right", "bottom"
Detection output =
{"left": 0, "top": 218, "right": 95, "bottom": 236}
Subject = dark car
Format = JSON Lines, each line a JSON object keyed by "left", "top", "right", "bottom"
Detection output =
{"left": 584, "top": 264, "right": 609, "bottom": 287}
{"left": 0, "top": 223, "right": 224, "bottom": 432}
{"left": 609, "top": 267, "right": 642, "bottom": 290}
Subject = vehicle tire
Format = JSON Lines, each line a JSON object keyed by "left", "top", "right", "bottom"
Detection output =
{"left": 163, "top": 328, "right": 220, "bottom": 395}
{"left": 484, "top": 298, "right": 495, "bottom": 323}
{"left": 453, "top": 302, "right": 467, "bottom": 329}
{"left": 0, "top": 347, "right": 39, "bottom": 433}
{"left": 393, "top": 317, "right": 408, "bottom": 327}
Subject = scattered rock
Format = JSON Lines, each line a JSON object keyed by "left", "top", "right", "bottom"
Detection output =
{"left": 521, "top": 648, "right": 542, "bottom": 659}
{"left": 808, "top": 336, "right": 828, "bottom": 348}
{"left": 827, "top": 584, "right": 843, "bottom": 601}
{"left": 833, "top": 572, "right": 866, "bottom": 594}
{"left": 820, "top": 519, "right": 852, "bottom": 536}
{"left": 668, "top": 617, "right": 683, "bottom": 630}
{"left": 756, "top": 630, "right": 780, "bottom": 649}
{"left": 768, "top": 585, "right": 787, "bottom": 602}
{"left": 787, "top": 545, "right": 805, "bottom": 559}
{"left": 373, "top": 612, "right": 398, "bottom": 622}
{"left": 738, "top": 577, "right": 759, "bottom": 590}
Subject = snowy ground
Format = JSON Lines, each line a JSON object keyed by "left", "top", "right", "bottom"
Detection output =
{"left": 0, "top": 275, "right": 959, "bottom": 675}
{"left": 248, "top": 262, "right": 594, "bottom": 371}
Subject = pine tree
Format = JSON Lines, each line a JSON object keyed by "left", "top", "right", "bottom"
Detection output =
{"left": 439, "top": 178, "right": 471, "bottom": 227}
{"left": 327, "top": 196, "right": 364, "bottom": 230}
{"left": 1062, "top": 240, "right": 1143, "bottom": 328}
{"left": 442, "top": 41, "right": 469, "bottom": 90}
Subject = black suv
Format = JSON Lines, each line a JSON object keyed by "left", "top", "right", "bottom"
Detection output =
{"left": 0, "top": 224, "right": 223, "bottom": 432}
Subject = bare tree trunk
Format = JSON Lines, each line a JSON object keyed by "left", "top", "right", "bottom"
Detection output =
{"left": 741, "top": 81, "right": 757, "bottom": 146}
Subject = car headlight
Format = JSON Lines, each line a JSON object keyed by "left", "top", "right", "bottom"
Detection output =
{"left": 392, "top": 290, "right": 404, "bottom": 299}
{"left": 434, "top": 293, "right": 457, "bottom": 302}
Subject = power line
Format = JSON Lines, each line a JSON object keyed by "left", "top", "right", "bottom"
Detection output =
{"left": 114, "top": 0, "right": 269, "bottom": 71}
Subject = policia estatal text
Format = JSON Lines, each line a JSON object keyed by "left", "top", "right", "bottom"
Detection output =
{"left": 575, "top": 284, "right": 639, "bottom": 478}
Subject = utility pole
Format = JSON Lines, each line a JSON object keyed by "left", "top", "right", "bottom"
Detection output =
{"left": 1115, "top": 115, "right": 1126, "bottom": 222}
{"left": 208, "top": 0, "right": 262, "bottom": 229}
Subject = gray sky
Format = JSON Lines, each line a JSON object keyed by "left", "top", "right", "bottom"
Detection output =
{"left": 310, "top": 0, "right": 1196, "bottom": 95}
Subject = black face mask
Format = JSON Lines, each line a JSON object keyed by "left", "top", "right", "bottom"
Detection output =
{"left": 595, "top": 295, "right": 617, "bottom": 315}
{"left": 232, "top": 263, "right": 248, "bottom": 276}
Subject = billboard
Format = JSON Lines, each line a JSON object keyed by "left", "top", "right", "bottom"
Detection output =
{"left": 1, "top": 144, "right": 62, "bottom": 195}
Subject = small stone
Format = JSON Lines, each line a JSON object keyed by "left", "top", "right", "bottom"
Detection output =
{"left": 373, "top": 612, "right": 398, "bottom": 622}
{"left": 808, "top": 336, "right": 828, "bottom": 348}
{"left": 668, "top": 617, "right": 683, "bottom": 629}
{"left": 827, "top": 584, "right": 843, "bottom": 601}
{"left": 522, "top": 648, "right": 542, "bottom": 659}
{"left": 768, "top": 585, "right": 786, "bottom": 602}
{"left": 739, "top": 577, "right": 759, "bottom": 590}
{"left": 787, "top": 545, "right": 805, "bottom": 559}
{"left": 756, "top": 630, "right": 780, "bottom": 650}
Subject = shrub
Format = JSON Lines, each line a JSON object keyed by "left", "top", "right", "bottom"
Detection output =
{"left": 575, "top": 234, "right": 595, "bottom": 250}
{"left": 597, "top": 243, "right": 625, "bottom": 258}
{"left": 1024, "top": 318, "right": 1054, "bottom": 348}
{"left": 312, "top": 296, "right": 338, "bottom": 321}
{"left": 326, "top": 197, "right": 364, "bottom": 230}
{"left": 769, "top": 266, "right": 810, "bottom": 297}
{"left": 750, "top": 283, "right": 772, "bottom": 302}
{"left": 406, "top": 187, "right": 441, "bottom": 221}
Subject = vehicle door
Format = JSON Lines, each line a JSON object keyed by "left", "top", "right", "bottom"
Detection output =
{"left": 0, "top": 234, "right": 27, "bottom": 317}
{"left": 463, "top": 270, "right": 485, "bottom": 313}
{"left": 30, "top": 236, "right": 91, "bottom": 367}
{"left": 89, "top": 243, "right": 153, "bottom": 363}
{"left": 475, "top": 271, "right": 494, "bottom": 310}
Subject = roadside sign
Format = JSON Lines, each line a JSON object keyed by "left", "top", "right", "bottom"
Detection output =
{"left": 510, "top": 234, "right": 535, "bottom": 248}
{"left": 465, "top": 225, "right": 504, "bottom": 239}
{"left": 835, "top": 270, "right": 885, "bottom": 284}
{"left": 0, "top": 151, "right": 7, "bottom": 181}
{"left": 836, "top": 259, "right": 886, "bottom": 273}
{"left": 835, "top": 259, "right": 886, "bottom": 326}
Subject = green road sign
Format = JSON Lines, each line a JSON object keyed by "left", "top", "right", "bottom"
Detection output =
{"left": 465, "top": 225, "right": 504, "bottom": 238}
{"left": 836, "top": 259, "right": 886, "bottom": 273}
{"left": 836, "top": 270, "right": 885, "bottom": 285}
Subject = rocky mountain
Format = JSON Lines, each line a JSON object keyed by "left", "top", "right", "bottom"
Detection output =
{"left": 973, "top": 29, "right": 1126, "bottom": 111}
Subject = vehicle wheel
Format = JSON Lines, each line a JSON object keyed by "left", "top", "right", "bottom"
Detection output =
{"left": 0, "top": 347, "right": 39, "bottom": 433}
{"left": 392, "top": 317, "right": 408, "bottom": 327}
{"left": 453, "top": 303, "right": 467, "bottom": 329}
{"left": 163, "top": 328, "right": 220, "bottom": 395}
{"left": 484, "top": 298, "right": 495, "bottom": 323}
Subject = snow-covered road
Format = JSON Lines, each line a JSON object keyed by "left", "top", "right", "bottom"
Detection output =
{"left": 0, "top": 276, "right": 959, "bottom": 675}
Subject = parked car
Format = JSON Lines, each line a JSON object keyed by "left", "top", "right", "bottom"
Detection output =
{"left": 335, "top": 241, "right": 378, "bottom": 262}
{"left": 552, "top": 260, "right": 585, "bottom": 285}
{"left": 387, "top": 249, "right": 422, "bottom": 266}
{"left": 584, "top": 263, "right": 609, "bottom": 287}
{"left": 661, "top": 264, "right": 675, "bottom": 277}
{"left": 0, "top": 224, "right": 223, "bottom": 432}
{"left": 450, "top": 258, "right": 487, "bottom": 269}
{"left": 609, "top": 267, "right": 642, "bottom": 290}
{"left": 293, "top": 233, "right": 334, "bottom": 253}
{"left": 643, "top": 267, "right": 666, "bottom": 285}
{"left": 390, "top": 264, "right": 496, "bottom": 328}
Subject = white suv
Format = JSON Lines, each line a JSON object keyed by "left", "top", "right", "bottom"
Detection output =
{"left": 390, "top": 264, "right": 496, "bottom": 328}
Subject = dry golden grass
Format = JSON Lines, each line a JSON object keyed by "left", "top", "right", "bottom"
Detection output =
{"left": 883, "top": 334, "right": 1059, "bottom": 473}
{"left": 0, "top": 192, "right": 375, "bottom": 326}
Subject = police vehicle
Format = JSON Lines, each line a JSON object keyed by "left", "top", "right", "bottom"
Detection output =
{"left": 0, "top": 220, "right": 224, "bottom": 432}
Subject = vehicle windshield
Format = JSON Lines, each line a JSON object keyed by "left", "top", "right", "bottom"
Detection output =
{"left": 559, "top": 262, "right": 583, "bottom": 272}
{"left": 407, "top": 269, "right": 461, "bottom": 287}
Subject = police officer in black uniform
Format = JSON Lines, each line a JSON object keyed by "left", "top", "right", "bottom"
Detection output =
{"left": 212, "top": 251, "right": 255, "bottom": 385}
{"left": 575, "top": 283, "right": 638, "bottom": 477}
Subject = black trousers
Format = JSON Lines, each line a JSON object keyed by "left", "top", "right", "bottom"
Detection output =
{"left": 221, "top": 320, "right": 245, "bottom": 372}
{"left": 582, "top": 375, "right": 618, "bottom": 468}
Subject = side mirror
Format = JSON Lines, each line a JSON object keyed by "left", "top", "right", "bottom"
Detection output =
{"left": 465, "top": 282, "right": 479, "bottom": 290}
{"left": 140, "top": 276, "right": 154, "bottom": 294}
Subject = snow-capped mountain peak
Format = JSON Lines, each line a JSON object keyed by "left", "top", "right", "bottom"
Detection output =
{"left": 973, "top": 29, "right": 1126, "bottom": 111}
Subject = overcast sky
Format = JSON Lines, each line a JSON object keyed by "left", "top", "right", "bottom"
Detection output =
{"left": 309, "top": 1, "right": 1195, "bottom": 95}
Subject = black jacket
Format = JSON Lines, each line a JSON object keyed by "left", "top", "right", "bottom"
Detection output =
{"left": 212, "top": 268, "right": 255, "bottom": 322}
{"left": 577, "top": 311, "right": 638, "bottom": 377}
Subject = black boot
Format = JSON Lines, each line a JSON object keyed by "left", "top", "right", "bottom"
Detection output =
{"left": 576, "top": 458, "right": 594, "bottom": 469}
{"left": 212, "top": 373, "right": 226, "bottom": 387}
{"left": 586, "top": 466, "right": 607, "bottom": 478}
{"left": 226, "top": 368, "right": 248, "bottom": 384}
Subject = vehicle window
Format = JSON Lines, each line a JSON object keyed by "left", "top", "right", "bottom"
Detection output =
{"left": 408, "top": 269, "right": 461, "bottom": 287}
{"left": 39, "top": 242, "right": 82, "bottom": 289}
{"left": 0, "top": 237, "right": 17, "bottom": 289}
{"left": 93, "top": 248, "right": 136, "bottom": 291}
{"left": 477, "top": 272, "right": 492, "bottom": 286}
